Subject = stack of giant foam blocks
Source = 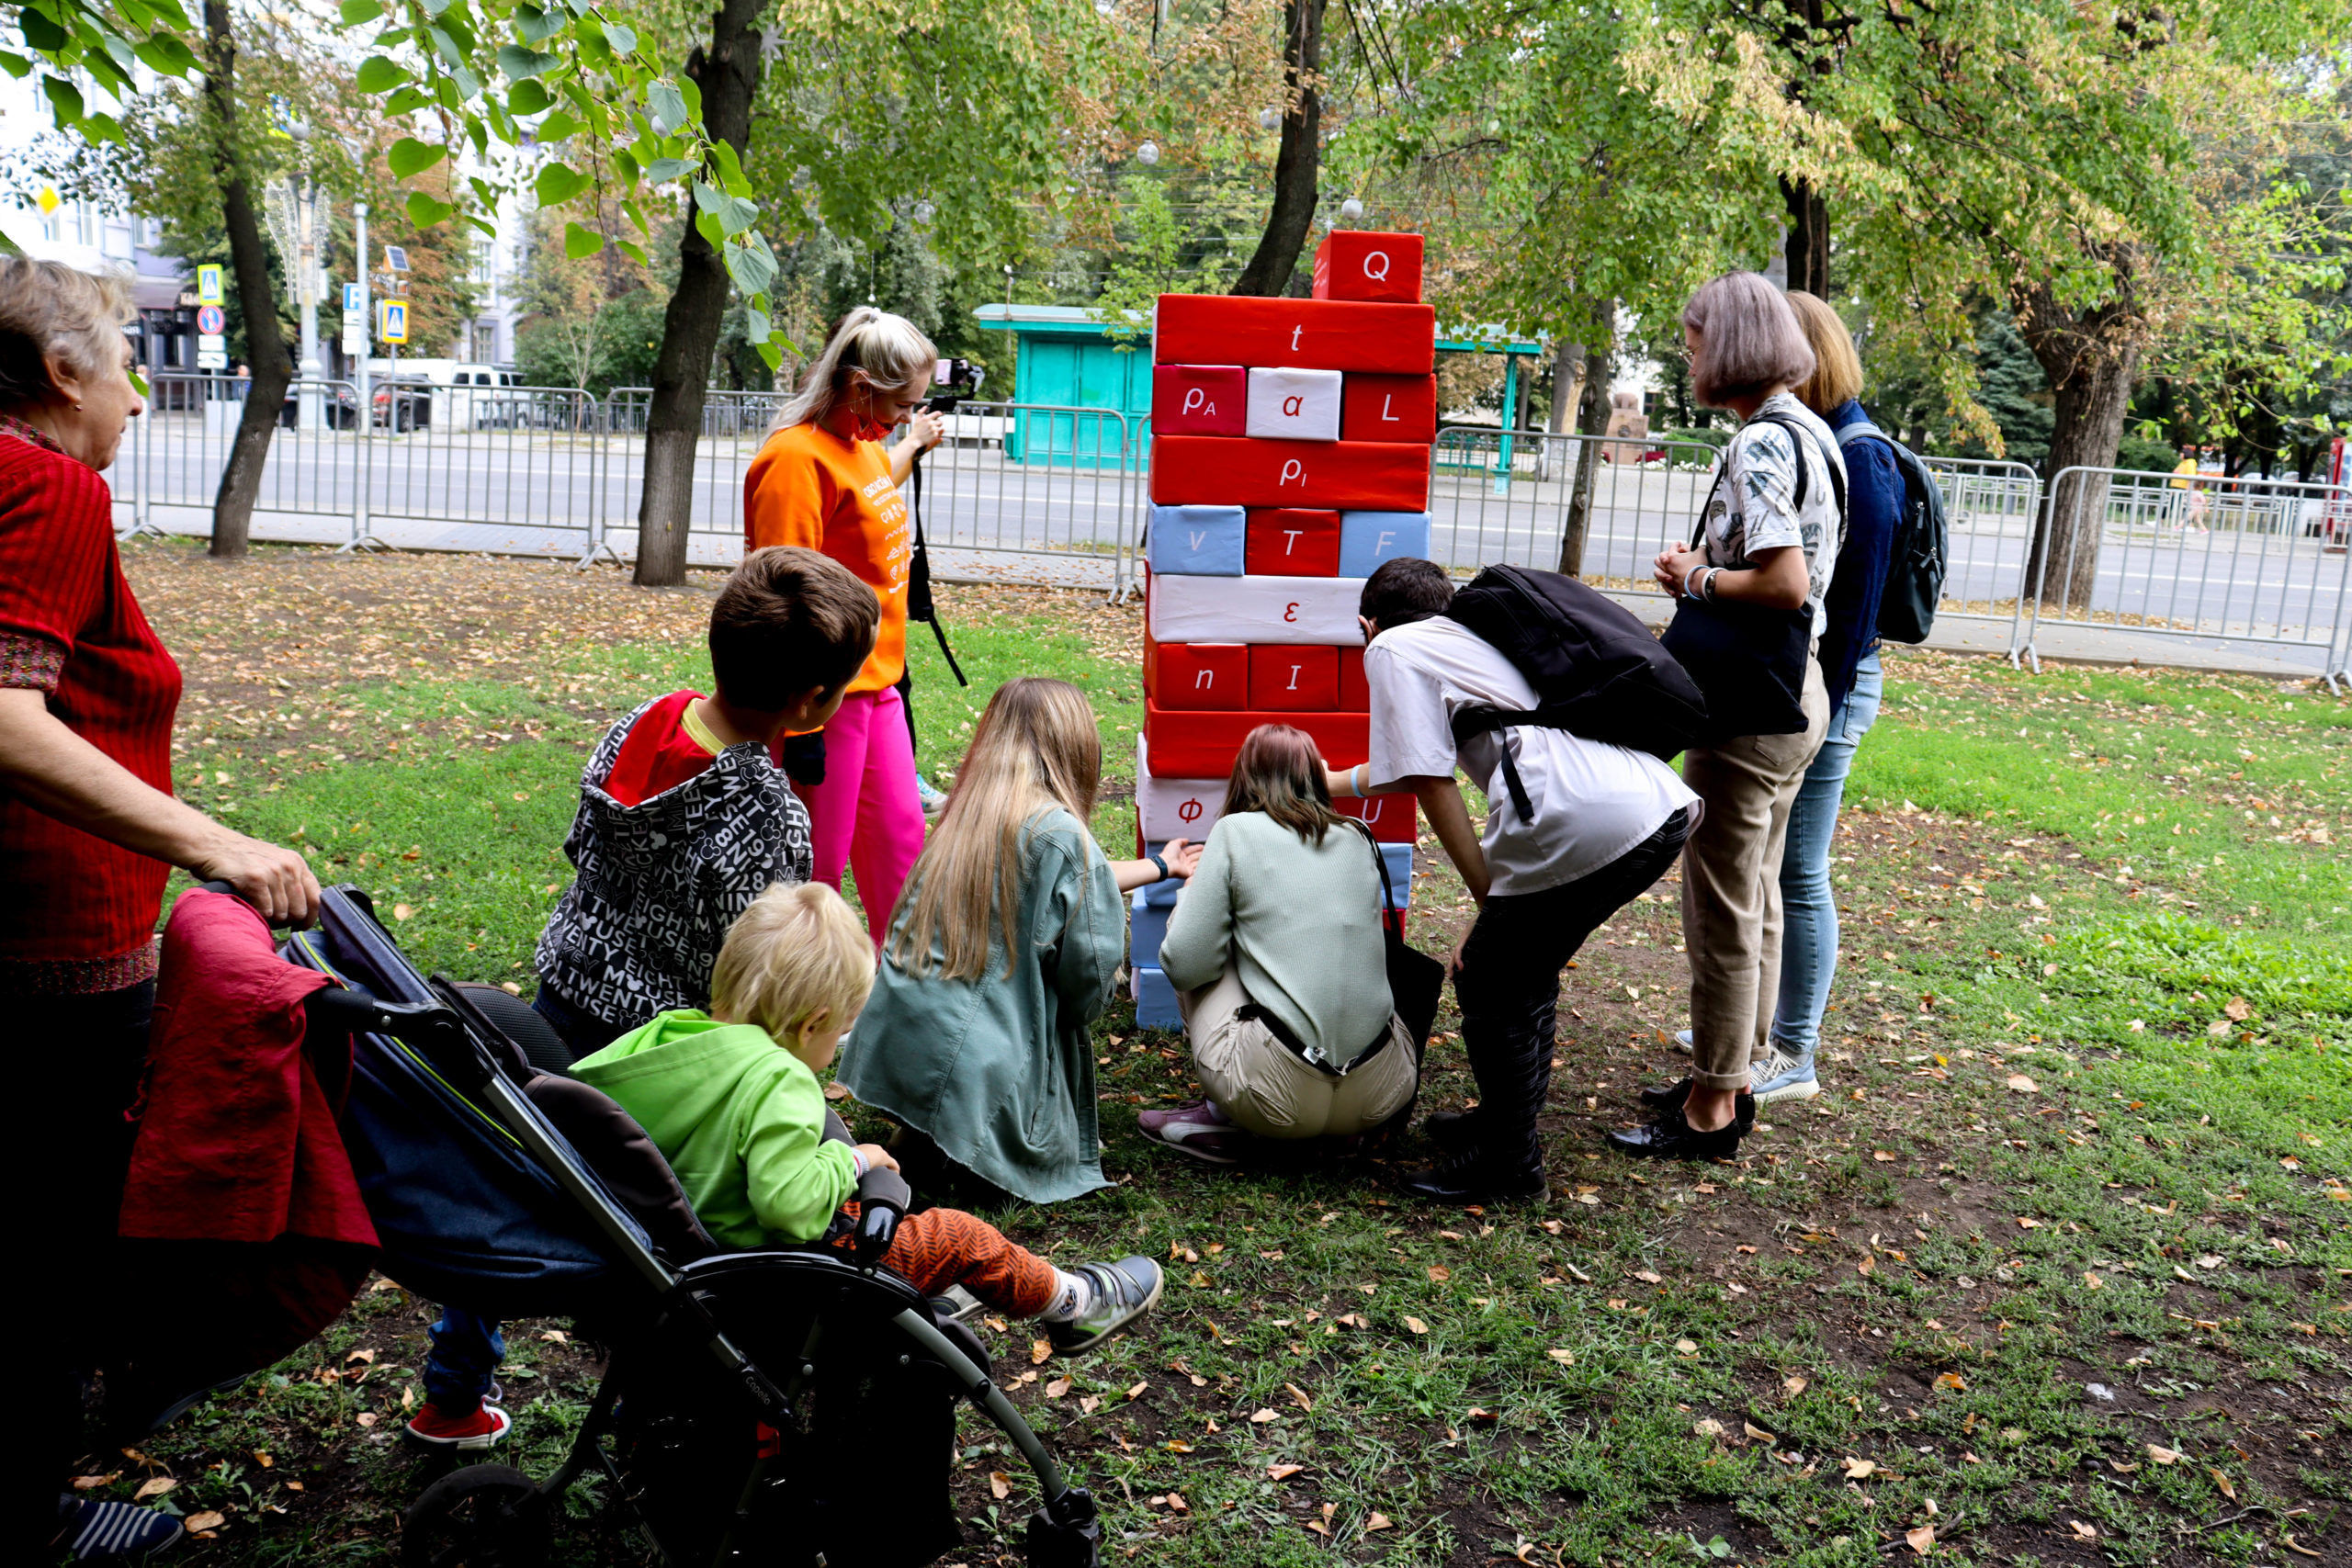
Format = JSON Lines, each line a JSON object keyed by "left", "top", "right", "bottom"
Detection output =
{"left": 1128, "top": 231, "right": 1437, "bottom": 1029}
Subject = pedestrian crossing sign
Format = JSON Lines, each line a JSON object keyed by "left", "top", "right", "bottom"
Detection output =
{"left": 197, "top": 265, "right": 223, "bottom": 305}
{"left": 378, "top": 299, "right": 410, "bottom": 344}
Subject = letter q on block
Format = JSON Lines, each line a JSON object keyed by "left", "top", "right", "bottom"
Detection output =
{"left": 1245, "top": 367, "right": 1342, "bottom": 443}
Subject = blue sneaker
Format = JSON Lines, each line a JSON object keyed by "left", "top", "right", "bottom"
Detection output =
{"left": 1752, "top": 1049, "right": 1821, "bottom": 1105}
{"left": 915, "top": 774, "right": 950, "bottom": 820}
{"left": 58, "top": 1496, "right": 184, "bottom": 1561}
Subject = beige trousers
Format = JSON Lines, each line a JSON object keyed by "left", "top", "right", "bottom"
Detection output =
{"left": 1177, "top": 965, "right": 1417, "bottom": 1139}
{"left": 1680, "top": 656, "right": 1830, "bottom": 1093}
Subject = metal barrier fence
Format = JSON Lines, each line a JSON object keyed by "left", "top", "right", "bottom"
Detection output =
{"left": 1425, "top": 427, "right": 2045, "bottom": 633}
{"left": 593, "top": 391, "right": 1136, "bottom": 585}
{"left": 107, "top": 385, "right": 2348, "bottom": 681}
{"left": 2023, "top": 466, "right": 2351, "bottom": 682}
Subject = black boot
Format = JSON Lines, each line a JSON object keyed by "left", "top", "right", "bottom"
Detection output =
{"left": 1637, "top": 1082, "right": 1758, "bottom": 1135}
{"left": 1396, "top": 1147, "right": 1546, "bottom": 1204}
{"left": 1420, "top": 1109, "right": 1479, "bottom": 1155}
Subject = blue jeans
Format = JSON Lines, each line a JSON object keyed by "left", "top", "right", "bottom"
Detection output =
{"left": 424, "top": 1307, "right": 505, "bottom": 1410}
{"left": 1770, "top": 650, "right": 1883, "bottom": 1065}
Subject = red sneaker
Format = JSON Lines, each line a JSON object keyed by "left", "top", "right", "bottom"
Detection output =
{"left": 402, "top": 1400, "right": 512, "bottom": 1450}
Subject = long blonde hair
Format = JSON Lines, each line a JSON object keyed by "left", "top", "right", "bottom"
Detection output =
{"left": 1783, "top": 289, "right": 1865, "bottom": 414}
{"left": 888, "top": 678, "right": 1102, "bottom": 982}
{"left": 771, "top": 306, "right": 936, "bottom": 434}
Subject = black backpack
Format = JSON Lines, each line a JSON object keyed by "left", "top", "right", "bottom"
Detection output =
{"left": 1835, "top": 420, "right": 1946, "bottom": 644}
{"left": 1441, "top": 565, "right": 1711, "bottom": 818}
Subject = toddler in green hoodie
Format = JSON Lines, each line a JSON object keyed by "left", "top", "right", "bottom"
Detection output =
{"left": 571, "top": 881, "right": 1162, "bottom": 1352}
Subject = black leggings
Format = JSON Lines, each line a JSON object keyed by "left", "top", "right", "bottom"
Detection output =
{"left": 1452, "top": 810, "right": 1691, "bottom": 1171}
{"left": 17, "top": 981, "right": 153, "bottom": 1539}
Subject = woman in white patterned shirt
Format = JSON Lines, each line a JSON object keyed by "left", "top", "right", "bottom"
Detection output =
{"left": 1617, "top": 272, "right": 1843, "bottom": 1162}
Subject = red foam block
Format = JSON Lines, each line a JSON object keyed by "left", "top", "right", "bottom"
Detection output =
{"left": 1313, "top": 231, "right": 1425, "bottom": 305}
{"left": 1342, "top": 373, "right": 1438, "bottom": 445}
{"left": 1144, "top": 699, "right": 1368, "bottom": 777}
{"left": 1144, "top": 637, "right": 1249, "bottom": 711}
{"left": 1337, "top": 791, "right": 1418, "bottom": 843}
{"left": 1151, "top": 364, "right": 1246, "bottom": 436}
{"left": 1153, "top": 295, "right": 1436, "bottom": 374}
{"left": 1338, "top": 645, "right": 1367, "bottom": 711}
{"left": 1246, "top": 509, "right": 1341, "bottom": 576}
{"left": 1149, "top": 435, "right": 1430, "bottom": 511}
{"left": 1248, "top": 645, "right": 1340, "bottom": 711}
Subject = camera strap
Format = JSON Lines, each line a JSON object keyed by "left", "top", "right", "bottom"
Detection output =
{"left": 905, "top": 455, "right": 968, "bottom": 687}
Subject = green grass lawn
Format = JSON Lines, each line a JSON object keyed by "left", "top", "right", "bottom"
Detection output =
{"left": 94, "top": 543, "right": 2349, "bottom": 1567}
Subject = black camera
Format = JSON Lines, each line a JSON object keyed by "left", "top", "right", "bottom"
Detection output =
{"left": 922, "top": 357, "right": 986, "bottom": 414}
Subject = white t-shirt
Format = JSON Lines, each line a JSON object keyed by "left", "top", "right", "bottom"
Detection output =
{"left": 1363, "top": 616, "right": 1698, "bottom": 898}
{"left": 1698, "top": 391, "right": 1847, "bottom": 637}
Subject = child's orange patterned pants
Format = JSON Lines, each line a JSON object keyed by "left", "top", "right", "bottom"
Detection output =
{"left": 831, "top": 1205, "right": 1057, "bottom": 1316}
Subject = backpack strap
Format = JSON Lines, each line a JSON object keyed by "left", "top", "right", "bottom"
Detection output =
{"left": 1445, "top": 706, "right": 1536, "bottom": 820}
{"left": 1748, "top": 410, "right": 1847, "bottom": 521}
{"left": 1833, "top": 419, "right": 1892, "bottom": 450}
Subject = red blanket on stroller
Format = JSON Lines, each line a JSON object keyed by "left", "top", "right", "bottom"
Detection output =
{"left": 119, "top": 889, "right": 376, "bottom": 1247}
{"left": 108, "top": 889, "right": 378, "bottom": 1434}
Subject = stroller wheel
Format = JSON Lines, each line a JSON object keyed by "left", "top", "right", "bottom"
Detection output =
{"left": 401, "top": 1463, "right": 550, "bottom": 1568}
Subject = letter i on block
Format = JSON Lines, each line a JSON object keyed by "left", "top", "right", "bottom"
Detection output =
{"left": 1246, "top": 367, "right": 1343, "bottom": 442}
{"left": 1248, "top": 644, "right": 1340, "bottom": 711}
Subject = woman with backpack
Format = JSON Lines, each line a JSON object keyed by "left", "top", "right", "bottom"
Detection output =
{"left": 1619, "top": 273, "right": 1841, "bottom": 1162}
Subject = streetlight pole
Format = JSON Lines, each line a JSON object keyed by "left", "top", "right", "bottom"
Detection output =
{"left": 354, "top": 201, "right": 370, "bottom": 423}
{"left": 289, "top": 124, "right": 323, "bottom": 428}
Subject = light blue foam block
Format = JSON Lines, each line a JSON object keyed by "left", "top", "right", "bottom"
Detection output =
{"left": 1134, "top": 965, "right": 1182, "bottom": 1030}
{"left": 1339, "top": 511, "right": 1432, "bottom": 578}
{"left": 1147, "top": 503, "right": 1248, "bottom": 576}
{"left": 1379, "top": 842, "right": 1413, "bottom": 910}
{"left": 1129, "top": 888, "right": 1172, "bottom": 967}
{"left": 1140, "top": 841, "right": 1186, "bottom": 908}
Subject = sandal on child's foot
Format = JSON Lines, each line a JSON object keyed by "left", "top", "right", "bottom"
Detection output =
{"left": 1045, "top": 1257, "right": 1164, "bottom": 1355}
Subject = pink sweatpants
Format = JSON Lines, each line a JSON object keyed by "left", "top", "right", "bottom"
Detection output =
{"left": 798, "top": 687, "right": 924, "bottom": 945}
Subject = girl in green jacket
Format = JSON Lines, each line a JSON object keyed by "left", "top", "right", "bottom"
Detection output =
{"left": 839, "top": 678, "right": 1197, "bottom": 1204}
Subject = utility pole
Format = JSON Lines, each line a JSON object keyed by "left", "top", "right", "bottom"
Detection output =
{"left": 289, "top": 124, "right": 322, "bottom": 429}
{"left": 354, "top": 201, "right": 370, "bottom": 422}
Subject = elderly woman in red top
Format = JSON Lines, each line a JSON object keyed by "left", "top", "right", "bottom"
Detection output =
{"left": 0, "top": 258, "right": 317, "bottom": 1562}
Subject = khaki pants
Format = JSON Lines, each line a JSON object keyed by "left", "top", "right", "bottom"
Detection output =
{"left": 1177, "top": 965, "right": 1417, "bottom": 1139}
{"left": 1681, "top": 656, "right": 1830, "bottom": 1093}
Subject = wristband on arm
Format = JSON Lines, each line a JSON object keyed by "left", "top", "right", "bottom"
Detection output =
{"left": 1147, "top": 851, "right": 1170, "bottom": 883}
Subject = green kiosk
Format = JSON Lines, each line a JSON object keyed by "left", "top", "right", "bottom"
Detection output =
{"left": 973, "top": 303, "right": 1151, "bottom": 468}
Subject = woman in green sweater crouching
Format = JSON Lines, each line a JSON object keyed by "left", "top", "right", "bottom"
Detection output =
{"left": 1142, "top": 725, "right": 1417, "bottom": 1165}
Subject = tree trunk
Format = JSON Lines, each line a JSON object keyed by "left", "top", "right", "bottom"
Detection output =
{"left": 1781, "top": 175, "right": 1827, "bottom": 296}
{"left": 1556, "top": 306, "right": 1615, "bottom": 578}
{"left": 201, "top": 0, "right": 292, "bottom": 559}
{"left": 1231, "top": 0, "right": 1327, "bottom": 298}
{"left": 633, "top": 0, "right": 766, "bottom": 587}
{"left": 2017, "top": 282, "right": 2143, "bottom": 611}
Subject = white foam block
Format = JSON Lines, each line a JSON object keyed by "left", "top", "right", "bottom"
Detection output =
{"left": 1245, "top": 366, "right": 1343, "bottom": 442}
{"left": 1135, "top": 734, "right": 1225, "bottom": 840}
{"left": 1148, "top": 571, "right": 1364, "bottom": 648}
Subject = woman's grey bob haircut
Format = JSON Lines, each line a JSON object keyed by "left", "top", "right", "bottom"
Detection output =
{"left": 1681, "top": 271, "right": 1816, "bottom": 408}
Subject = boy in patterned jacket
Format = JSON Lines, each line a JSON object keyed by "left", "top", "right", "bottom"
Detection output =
{"left": 406, "top": 545, "right": 878, "bottom": 1452}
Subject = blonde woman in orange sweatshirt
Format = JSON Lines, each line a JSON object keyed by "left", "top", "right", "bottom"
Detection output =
{"left": 744, "top": 308, "right": 944, "bottom": 942}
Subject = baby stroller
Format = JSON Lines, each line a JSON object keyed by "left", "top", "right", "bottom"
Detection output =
{"left": 275, "top": 884, "right": 1103, "bottom": 1568}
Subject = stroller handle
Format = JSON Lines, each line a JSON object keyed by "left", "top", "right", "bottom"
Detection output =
{"left": 854, "top": 1165, "right": 910, "bottom": 1266}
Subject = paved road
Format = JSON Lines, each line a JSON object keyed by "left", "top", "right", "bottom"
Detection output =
{"left": 115, "top": 416, "right": 2350, "bottom": 660}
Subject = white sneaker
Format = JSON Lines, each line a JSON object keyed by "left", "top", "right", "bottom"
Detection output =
{"left": 1671, "top": 1029, "right": 1692, "bottom": 1055}
{"left": 1752, "top": 1050, "right": 1822, "bottom": 1104}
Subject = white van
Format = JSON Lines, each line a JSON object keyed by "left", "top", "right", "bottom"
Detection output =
{"left": 362, "top": 359, "right": 526, "bottom": 428}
